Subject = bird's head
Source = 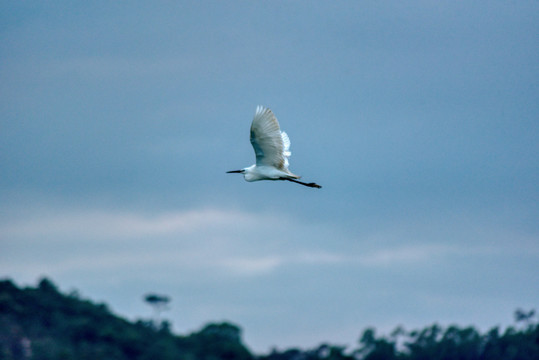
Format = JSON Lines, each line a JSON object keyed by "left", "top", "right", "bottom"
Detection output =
{"left": 227, "top": 165, "right": 256, "bottom": 181}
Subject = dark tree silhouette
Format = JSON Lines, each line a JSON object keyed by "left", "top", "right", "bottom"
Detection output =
{"left": 1, "top": 277, "right": 538, "bottom": 360}
{"left": 144, "top": 293, "right": 170, "bottom": 327}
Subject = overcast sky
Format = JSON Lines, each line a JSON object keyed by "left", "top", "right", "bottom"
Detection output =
{"left": 1, "top": 1, "right": 538, "bottom": 353}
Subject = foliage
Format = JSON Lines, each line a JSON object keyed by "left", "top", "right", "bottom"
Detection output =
{"left": 144, "top": 294, "right": 171, "bottom": 306}
{"left": 353, "top": 318, "right": 539, "bottom": 360}
{"left": 1, "top": 278, "right": 537, "bottom": 360}
{"left": 0, "top": 278, "right": 253, "bottom": 360}
{"left": 144, "top": 293, "right": 171, "bottom": 329}
{"left": 259, "top": 344, "right": 355, "bottom": 360}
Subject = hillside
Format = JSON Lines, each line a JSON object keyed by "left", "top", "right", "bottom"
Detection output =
{"left": 0, "top": 278, "right": 537, "bottom": 360}
{"left": 0, "top": 278, "right": 252, "bottom": 360}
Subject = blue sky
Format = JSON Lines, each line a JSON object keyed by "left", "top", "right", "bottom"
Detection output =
{"left": 1, "top": 1, "right": 538, "bottom": 353}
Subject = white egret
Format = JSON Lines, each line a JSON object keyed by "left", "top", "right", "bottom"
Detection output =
{"left": 227, "top": 106, "right": 322, "bottom": 189}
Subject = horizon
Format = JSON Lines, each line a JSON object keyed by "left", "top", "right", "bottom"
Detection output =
{"left": 2, "top": 275, "right": 537, "bottom": 353}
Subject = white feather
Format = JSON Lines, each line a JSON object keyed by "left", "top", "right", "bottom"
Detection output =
{"left": 250, "top": 106, "right": 292, "bottom": 172}
{"left": 227, "top": 106, "right": 321, "bottom": 188}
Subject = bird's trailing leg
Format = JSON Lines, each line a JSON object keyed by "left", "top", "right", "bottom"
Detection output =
{"left": 282, "top": 178, "right": 322, "bottom": 189}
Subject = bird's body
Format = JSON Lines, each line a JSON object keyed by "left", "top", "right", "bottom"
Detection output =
{"left": 227, "top": 106, "right": 321, "bottom": 189}
{"left": 241, "top": 164, "right": 296, "bottom": 182}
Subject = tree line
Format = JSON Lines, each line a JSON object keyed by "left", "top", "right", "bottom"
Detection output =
{"left": 0, "top": 278, "right": 537, "bottom": 360}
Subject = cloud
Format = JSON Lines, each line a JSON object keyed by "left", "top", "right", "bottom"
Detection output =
{"left": 4, "top": 205, "right": 536, "bottom": 283}
{"left": 1, "top": 207, "right": 260, "bottom": 241}
{"left": 4, "top": 205, "right": 461, "bottom": 284}
{"left": 222, "top": 256, "right": 284, "bottom": 276}
{"left": 1, "top": 206, "right": 340, "bottom": 279}
{"left": 358, "top": 244, "right": 455, "bottom": 267}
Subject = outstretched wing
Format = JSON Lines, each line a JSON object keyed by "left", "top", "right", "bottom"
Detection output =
{"left": 281, "top": 131, "right": 291, "bottom": 168}
{"left": 250, "top": 106, "right": 291, "bottom": 170}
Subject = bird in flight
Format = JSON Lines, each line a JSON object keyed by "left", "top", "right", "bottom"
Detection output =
{"left": 227, "top": 106, "right": 322, "bottom": 189}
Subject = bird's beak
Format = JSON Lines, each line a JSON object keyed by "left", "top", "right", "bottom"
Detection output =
{"left": 226, "top": 170, "right": 243, "bottom": 174}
